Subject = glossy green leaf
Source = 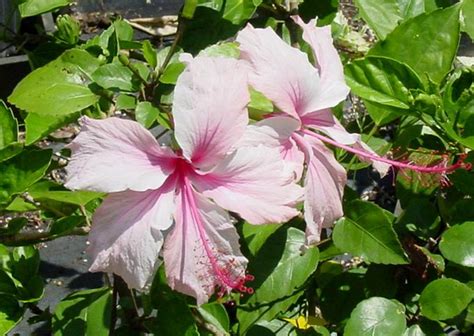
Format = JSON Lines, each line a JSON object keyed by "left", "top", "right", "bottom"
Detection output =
{"left": 461, "top": 0, "right": 474, "bottom": 40}
{"left": 439, "top": 222, "right": 474, "bottom": 267}
{"left": 11, "top": 246, "right": 40, "bottom": 285}
{"left": 0, "top": 217, "right": 28, "bottom": 236}
{"left": 238, "top": 227, "right": 319, "bottom": 333}
{"left": 142, "top": 40, "right": 158, "bottom": 69}
{"left": 135, "top": 102, "right": 160, "bottom": 128}
{"left": 222, "top": 0, "right": 262, "bottom": 25}
{"left": 344, "top": 297, "right": 406, "bottom": 336}
{"left": 0, "top": 101, "right": 18, "bottom": 149}
{"left": 92, "top": 63, "right": 140, "bottom": 92}
{"left": 0, "top": 269, "right": 17, "bottom": 295}
{"left": 115, "top": 94, "right": 136, "bottom": 110}
{"left": 354, "top": 0, "right": 402, "bottom": 39}
{"left": 333, "top": 200, "right": 408, "bottom": 264}
{"left": 199, "top": 42, "right": 240, "bottom": 58}
{"left": 52, "top": 287, "right": 112, "bottom": 336}
{"left": 299, "top": 0, "right": 339, "bottom": 25}
{"left": 149, "top": 268, "right": 199, "bottom": 336}
{"left": 396, "top": 0, "right": 425, "bottom": 20}
{"left": 25, "top": 112, "right": 80, "bottom": 145}
{"left": 183, "top": 0, "right": 198, "bottom": 19}
{"left": 159, "top": 62, "right": 186, "bottom": 84}
{"left": 29, "top": 188, "right": 103, "bottom": 207}
{"left": 49, "top": 216, "right": 86, "bottom": 235}
{"left": 419, "top": 278, "right": 474, "bottom": 320}
{"left": 345, "top": 56, "right": 424, "bottom": 109}
{"left": 370, "top": 4, "right": 461, "bottom": 83}
{"left": 0, "top": 294, "right": 23, "bottom": 335}
{"left": 0, "top": 149, "right": 52, "bottom": 204}
{"left": 9, "top": 49, "right": 100, "bottom": 115}
{"left": 395, "top": 198, "right": 440, "bottom": 240}
{"left": 180, "top": 7, "right": 240, "bottom": 54}
{"left": 18, "top": 0, "right": 71, "bottom": 17}
{"left": 54, "top": 14, "right": 81, "bottom": 45}
{"left": 320, "top": 270, "right": 368, "bottom": 323}
{"left": 0, "top": 143, "right": 23, "bottom": 163}
{"left": 197, "top": 303, "right": 230, "bottom": 333}
{"left": 241, "top": 222, "right": 281, "bottom": 256}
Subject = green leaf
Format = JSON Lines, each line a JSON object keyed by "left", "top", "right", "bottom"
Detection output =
{"left": 18, "top": 0, "right": 71, "bottom": 17}
{"left": 222, "top": 0, "right": 262, "bottom": 25}
{"left": 0, "top": 143, "right": 23, "bottom": 163}
{"left": 54, "top": 14, "right": 81, "bottom": 45}
{"left": 370, "top": 4, "right": 461, "bottom": 83}
{"left": 0, "top": 270, "right": 17, "bottom": 295}
{"left": 159, "top": 62, "right": 186, "bottom": 84}
{"left": 149, "top": 268, "right": 199, "bottom": 336}
{"left": 237, "top": 227, "right": 319, "bottom": 333}
{"left": 0, "top": 149, "right": 52, "bottom": 204}
{"left": 29, "top": 189, "right": 103, "bottom": 207}
{"left": 142, "top": 40, "right": 158, "bottom": 69}
{"left": 115, "top": 94, "right": 136, "bottom": 110}
{"left": 199, "top": 42, "right": 240, "bottom": 58}
{"left": 0, "top": 294, "right": 23, "bottom": 335}
{"left": 439, "top": 222, "right": 474, "bottom": 267}
{"left": 25, "top": 112, "right": 80, "bottom": 145}
{"left": 50, "top": 216, "right": 86, "bottom": 235}
{"left": 52, "top": 287, "right": 112, "bottom": 336}
{"left": 197, "top": 303, "right": 230, "bottom": 333}
{"left": 0, "top": 101, "right": 18, "bottom": 149}
{"left": 9, "top": 49, "right": 100, "bottom": 115}
{"left": 299, "top": 0, "right": 339, "bottom": 26}
{"left": 91, "top": 63, "right": 140, "bottom": 92}
{"left": 461, "top": 0, "right": 474, "bottom": 40}
{"left": 396, "top": 0, "right": 426, "bottom": 20}
{"left": 135, "top": 102, "right": 160, "bottom": 128}
{"left": 0, "top": 217, "right": 28, "bottom": 236}
{"left": 319, "top": 270, "right": 368, "bottom": 323}
{"left": 354, "top": 0, "right": 403, "bottom": 39}
{"left": 241, "top": 222, "right": 281, "bottom": 257}
{"left": 183, "top": 0, "right": 199, "bottom": 19}
{"left": 180, "top": 7, "right": 240, "bottom": 54}
{"left": 419, "top": 278, "right": 474, "bottom": 320}
{"left": 11, "top": 246, "right": 40, "bottom": 285}
{"left": 333, "top": 200, "right": 408, "bottom": 264}
{"left": 246, "top": 319, "right": 295, "bottom": 336}
{"left": 344, "top": 297, "right": 407, "bottom": 336}
{"left": 345, "top": 56, "right": 424, "bottom": 110}
{"left": 395, "top": 198, "right": 440, "bottom": 240}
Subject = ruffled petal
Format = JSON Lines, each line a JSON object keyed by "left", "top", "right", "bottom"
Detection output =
{"left": 236, "top": 116, "right": 305, "bottom": 181}
{"left": 237, "top": 24, "right": 320, "bottom": 119}
{"left": 87, "top": 178, "right": 176, "bottom": 289}
{"left": 66, "top": 117, "right": 177, "bottom": 193}
{"left": 163, "top": 183, "right": 247, "bottom": 304}
{"left": 292, "top": 16, "right": 350, "bottom": 115}
{"left": 173, "top": 56, "right": 250, "bottom": 169}
{"left": 294, "top": 134, "right": 347, "bottom": 245}
{"left": 194, "top": 145, "right": 304, "bottom": 225}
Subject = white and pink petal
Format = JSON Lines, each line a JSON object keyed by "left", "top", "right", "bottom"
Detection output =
{"left": 173, "top": 56, "right": 250, "bottom": 169}
{"left": 237, "top": 24, "right": 321, "bottom": 119}
{"left": 87, "top": 178, "right": 176, "bottom": 289}
{"left": 66, "top": 117, "right": 177, "bottom": 193}
{"left": 163, "top": 183, "right": 247, "bottom": 304}
{"left": 293, "top": 134, "right": 347, "bottom": 245}
{"left": 194, "top": 145, "right": 304, "bottom": 225}
{"left": 292, "top": 16, "right": 350, "bottom": 116}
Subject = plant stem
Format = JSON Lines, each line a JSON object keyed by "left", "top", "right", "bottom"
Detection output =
{"left": 0, "top": 227, "right": 90, "bottom": 246}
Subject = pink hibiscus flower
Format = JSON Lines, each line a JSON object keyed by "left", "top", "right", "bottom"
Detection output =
{"left": 236, "top": 17, "right": 467, "bottom": 244}
{"left": 65, "top": 56, "right": 303, "bottom": 304}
